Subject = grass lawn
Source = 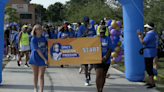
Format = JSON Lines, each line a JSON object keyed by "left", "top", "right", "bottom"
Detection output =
{"left": 114, "top": 57, "right": 164, "bottom": 92}
{"left": 2, "top": 57, "right": 10, "bottom": 69}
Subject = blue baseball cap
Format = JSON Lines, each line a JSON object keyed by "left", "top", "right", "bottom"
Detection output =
{"left": 83, "top": 16, "right": 89, "bottom": 21}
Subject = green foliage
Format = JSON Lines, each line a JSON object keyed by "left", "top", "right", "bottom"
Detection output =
{"left": 143, "top": 0, "right": 164, "bottom": 35}
{"left": 46, "top": 2, "right": 64, "bottom": 22}
{"left": 5, "top": 6, "right": 19, "bottom": 22}
{"left": 63, "top": 0, "right": 122, "bottom": 23}
{"left": 34, "top": 4, "right": 48, "bottom": 22}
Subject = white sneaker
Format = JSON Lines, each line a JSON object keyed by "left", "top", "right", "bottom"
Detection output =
{"left": 6, "top": 55, "right": 10, "bottom": 58}
{"left": 79, "top": 67, "right": 83, "bottom": 74}
{"left": 34, "top": 88, "right": 38, "bottom": 92}
{"left": 85, "top": 79, "right": 89, "bottom": 86}
{"left": 12, "top": 56, "right": 16, "bottom": 60}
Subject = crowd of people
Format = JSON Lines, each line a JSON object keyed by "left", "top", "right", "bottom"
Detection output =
{"left": 3, "top": 16, "right": 159, "bottom": 92}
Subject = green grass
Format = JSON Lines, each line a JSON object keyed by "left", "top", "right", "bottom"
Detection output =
{"left": 2, "top": 57, "right": 10, "bottom": 69}
{"left": 114, "top": 58, "right": 164, "bottom": 92}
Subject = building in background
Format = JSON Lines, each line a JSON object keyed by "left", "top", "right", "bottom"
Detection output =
{"left": 5, "top": 0, "right": 42, "bottom": 26}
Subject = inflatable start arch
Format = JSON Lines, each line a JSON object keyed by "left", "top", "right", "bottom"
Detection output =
{"left": 0, "top": 0, "right": 145, "bottom": 83}
{"left": 0, "top": 0, "right": 10, "bottom": 83}
{"left": 118, "top": 0, "right": 145, "bottom": 81}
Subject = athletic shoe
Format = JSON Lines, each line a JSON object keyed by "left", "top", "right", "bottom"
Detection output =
{"left": 34, "top": 88, "right": 38, "bottom": 92}
{"left": 12, "top": 56, "right": 16, "bottom": 60}
{"left": 61, "top": 65, "right": 64, "bottom": 68}
{"left": 85, "top": 79, "right": 90, "bottom": 86}
{"left": 88, "top": 71, "right": 91, "bottom": 81}
{"left": 147, "top": 84, "right": 156, "bottom": 89}
{"left": 17, "top": 60, "right": 20, "bottom": 66}
{"left": 79, "top": 67, "right": 83, "bottom": 74}
{"left": 24, "top": 64, "right": 29, "bottom": 67}
{"left": 144, "top": 83, "right": 151, "bottom": 86}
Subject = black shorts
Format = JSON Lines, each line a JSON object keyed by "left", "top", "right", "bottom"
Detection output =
{"left": 94, "top": 63, "right": 110, "bottom": 72}
{"left": 144, "top": 57, "right": 154, "bottom": 76}
{"left": 83, "top": 64, "right": 93, "bottom": 66}
{"left": 6, "top": 39, "right": 10, "bottom": 46}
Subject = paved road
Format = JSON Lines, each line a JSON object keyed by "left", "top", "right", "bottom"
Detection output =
{"left": 0, "top": 60, "right": 160, "bottom": 92}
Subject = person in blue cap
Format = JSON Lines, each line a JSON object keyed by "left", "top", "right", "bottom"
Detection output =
{"left": 77, "top": 16, "right": 96, "bottom": 86}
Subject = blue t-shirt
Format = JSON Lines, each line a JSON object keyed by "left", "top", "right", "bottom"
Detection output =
{"left": 77, "top": 25, "right": 96, "bottom": 38}
{"left": 12, "top": 32, "right": 19, "bottom": 44}
{"left": 143, "top": 30, "right": 159, "bottom": 57}
{"left": 10, "top": 30, "right": 17, "bottom": 40}
{"left": 94, "top": 35, "right": 113, "bottom": 64}
{"left": 29, "top": 36, "right": 47, "bottom": 66}
{"left": 50, "top": 32, "right": 57, "bottom": 39}
{"left": 58, "top": 31, "right": 70, "bottom": 39}
{"left": 69, "top": 30, "right": 75, "bottom": 38}
{"left": 42, "top": 31, "right": 50, "bottom": 41}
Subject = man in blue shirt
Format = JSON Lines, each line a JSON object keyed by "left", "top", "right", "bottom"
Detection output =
{"left": 77, "top": 16, "right": 96, "bottom": 86}
{"left": 137, "top": 22, "right": 158, "bottom": 89}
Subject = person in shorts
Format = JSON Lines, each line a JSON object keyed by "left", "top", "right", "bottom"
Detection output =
{"left": 94, "top": 25, "right": 112, "bottom": 92}
{"left": 18, "top": 25, "right": 30, "bottom": 67}
{"left": 77, "top": 16, "right": 96, "bottom": 86}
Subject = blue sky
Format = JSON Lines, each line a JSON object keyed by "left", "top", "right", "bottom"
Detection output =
{"left": 30, "top": 0, "right": 69, "bottom": 8}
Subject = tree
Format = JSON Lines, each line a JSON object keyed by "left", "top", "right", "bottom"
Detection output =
{"left": 33, "top": 4, "right": 48, "bottom": 22}
{"left": 5, "top": 6, "right": 19, "bottom": 22}
{"left": 47, "top": 2, "right": 64, "bottom": 22}
{"left": 143, "top": 0, "right": 164, "bottom": 35}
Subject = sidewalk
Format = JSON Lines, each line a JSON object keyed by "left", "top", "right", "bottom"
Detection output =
{"left": 0, "top": 59, "right": 160, "bottom": 92}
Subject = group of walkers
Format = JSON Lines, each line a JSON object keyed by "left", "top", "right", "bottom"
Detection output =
{"left": 3, "top": 16, "right": 159, "bottom": 92}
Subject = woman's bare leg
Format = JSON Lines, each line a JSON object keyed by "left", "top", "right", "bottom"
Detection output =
{"left": 31, "top": 64, "right": 39, "bottom": 89}
{"left": 38, "top": 66, "right": 46, "bottom": 92}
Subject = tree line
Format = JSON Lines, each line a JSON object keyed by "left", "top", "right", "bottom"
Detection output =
{"left": 4, "top": 0, "right": 164, "bottom": 35}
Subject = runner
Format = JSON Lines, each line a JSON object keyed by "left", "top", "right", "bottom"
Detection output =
{"left": 77, "top": 16, "right": 96, "bottom": 86}
{"left": 10, "top": 25, "right": 18, "bottom": 60}
{"left": 94, "top": 25, "right": 112, "bottom": 92}
{"left": 11, "top": 26, "right": 21, "bottom": 61}
{"left": 29, "top": 24, "right": 48, "bottom": 92}
{"left": 18, "top": 25, "right": 30, "bottom": 67}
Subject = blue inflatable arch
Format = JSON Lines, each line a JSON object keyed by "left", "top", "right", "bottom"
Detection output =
{"left": 0, "top": 0, "right": 145, "bottom": 83}
{"left": 118, "top": 0, "right": 145, "bottom": 81}
{"left": 0, "top": 0, "right": 10, "bottom": 83}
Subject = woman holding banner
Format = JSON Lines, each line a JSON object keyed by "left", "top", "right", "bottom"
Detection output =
{"left": 58, "top": 24, "right": 70, "bottom": 68}
{"left": 94, "top": 25, "right": 112, "bottom": 92}
{"left": 29, "top": 24, "right": 48, "bottom": 92}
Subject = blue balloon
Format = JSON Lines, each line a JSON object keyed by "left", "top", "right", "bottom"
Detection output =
{"left": 113, "top": 36, "right": 119, "bottom": 42}
{"left": 106, "top": 20, "right": 112, "bottom": 26}
{"left": 10, "top": 22, "right": 13, "bottom": 26}
{"left": 90, "top": 19, "right": 95, "bottom": 25}
{"left": 153, "top": 68, "right": 158, "bottom": 75}
{"left": 112, "top": 41, "right": 117, "bottom": 52}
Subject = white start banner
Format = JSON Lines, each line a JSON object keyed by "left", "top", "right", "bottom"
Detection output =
{"left": 12, "top": 4, "right": 28, "bottom": 12}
